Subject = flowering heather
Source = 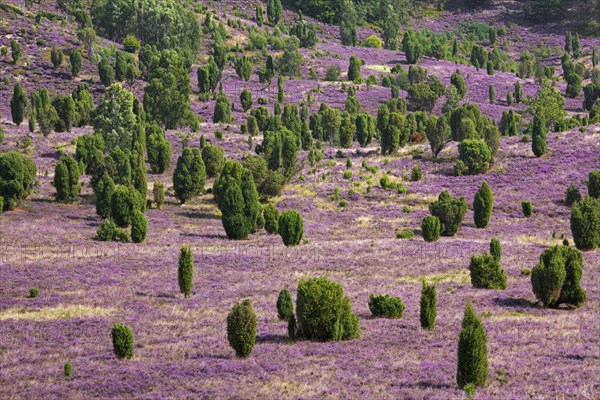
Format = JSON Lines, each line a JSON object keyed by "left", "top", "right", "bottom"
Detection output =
{"left": 0, "top": 0, "right": 599, "bottom": 399}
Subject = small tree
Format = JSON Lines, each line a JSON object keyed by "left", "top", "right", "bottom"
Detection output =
{"left": 10, "top": 39, "right": 20, "bottom": 63}
{"left": 202, "top": 144, "right": 226, "bottom": 178}
{"left": 531, "top": 112, "right": 547, "bottom": 157}
{"left": 278, "top": 210, "right": 303, "bottom": 246}
{"left": 98, "top": 59, "right": 114, "bottom": 86}
{"left": 347, "top": 56, "right": 362, "bottom": 83}
{"left": 422, "top": 215, "right": 441, "bottom": 242}
{"left": 111, "top": 323, "right": 134, "bottom": 359}
{"left": 10, "top": 83, "right": 27, "bottom": 126}
{"left": 276, "top": 288, "right": 294, "bottom": 321}
{"left": 514, "top": 81, "right": 523, "bottom": 103}
{"left": 227, "top": 299, "right": 257, "bottom": 358}
{"left": 153, "top": 182, "right": 165, "bottom": 209}
{"left": 54, "top": 155, "right": 81, "bottom": 203}
{"left": 429, "top": 191, "right": 468, "bottom": 236}
{"left": 490, "top": 238, "right": 502, "bottom": 262}
{"left": 178, "top": 245, "right": 194, "bottom": 298}
{"left": 213, "top": 95, "right": 233, "bottom": 124}
{"left": 147, "top": 126, "right": 172, "bottom": 174}
{"left": 473, "top": 181, "right": 494, "bottom": 228}
{"left": 64, "top": 361, "right": 72, "bottom": 378}
{"left": 221, "top": 181, "right": 249, "bottom": 240}
{"left": 70, "top": 50, "right": 82, "bottom": 77}
{"left": 456, "top": 303, "right": 488, "bottom": 389}
{"left": 240, "top": 89, "right": 253, "bottom": 112}
{"left": 589, "top": 170, "right": 600, "bottom": 198}
{"left": 420, "top": 281, "right": 437, "bottom": 330}
{"left": 522, "top": 200, "right": 533, "bottom": 217}
{"left": 263, "top": 204, "right": 280, "bottom": 234}
{"left": 459, "top": 140, "right": 492, "bottom": 175}
{"left": 130, "top": 210, "right": 147, "bottom": 243}
{"left": 469, "top": 253, "right": 507, "bottom": 289}
{"left": 565, "top": 184, "right": 581, "bottom": 206}
{"left": 51, "top": 47, "right": 64, "bottom": 69}
{"left": 570, "top": 197, "right": 600, "bottom": 250}
{"left": 368, "top": 294, "right": 405, "bottom": 318}
{"left": 531, "top": 245, "right": 587, "bottom": 307}
{"left": 95, "top": 174, "right": 115, "bottom": 219}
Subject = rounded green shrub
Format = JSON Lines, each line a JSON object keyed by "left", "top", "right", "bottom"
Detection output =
{"left": 226, "top": 299, "right": 257, "bottom": 358}
{"left": 368, "top": 294, "right": 405, "bottom": 318}
{"left": 276, "top": 288, "right": 293, "bottom": 321}
{"left": 130, "top": 210, "right": 147, "bottom": 243}
{"left": 287, "top": 313, "right": 297, "bottom": 341}
{"left": 0, "top": 152, "right": 36, "bottom": 211}
{"left": 490, "top": 238, "right": 502, "bottom": 262}
{"left": 296, "top": 277, "right": 360, "bottom": 341}
{"left": 457, "top": 303, "right": 488, "bottom": 389}
{"left": 153, "top": 182, "right": 165, "bottom": 209}
{"left": 564, "top": 184, "right": 581, "bottom": 206}
{"left": 531, "top": 245, "right": 587, "bottom": 308}
{"left": 589, "top": 170, "right": 600, "bottom": 198}
{"left": 221, "top": 179, "right": 249, "bottom": 240}
{"left": 473, "top": 181, "right": 493, "bottom": 228}
{"left": 411, "top": 165, "right": 422, "bottom": 181}
{"left": 396, "top": 229, "right": 414, "bottom": 239}
{"left": 96, "top": 219, "right": 117, "bottom": 241}
{"left": 522, "top": 200, "right": 533, "bottom": 217}
{"left": 278, "top": 210, "right": 303, "bottom": 246}
{"left": 420, "top": 281, "right": 437, "bottom": 330}
{"left": 64, "top": 361, "right": 72, "bottom": 377}
{"left": 469, "top": 253, "right": 507, "bottom": 290}
{"left": 178, "top": 245, "right": 194, "bottom": 297}
{"left": 54, "top": 156, "right": 82, "bottom": 203}
{"left": 429, "top": 191, "right": 467, "bottom": 236}
{"left": 95, "top": 173, "right": 115, "bottom": 219}
{"left": 570, "top": 196, "right": 600, "bottom": 250}
{"left": 458, "top": 140, "right": 492, "bottom": 175}
{"left": 29, "top": 288, "right": 39, "bottom": 298}
{"left": 263, "top": 204, "right": 280, "bottom": 234}
{"left": 111, "top": 186, "right": 134, "bottom": 228}
{"left": 363, "top": 35, "right": 382, "bottom": 48}
{"left": 422, "top": 215, "right": 441, "bottom": 242}
{"left": 111, "top": 323, "right": 134, "bottom": 359}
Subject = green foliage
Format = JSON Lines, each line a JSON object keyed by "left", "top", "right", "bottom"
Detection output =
{"left": 490, "top": 238, "right": 502, "bottom": 262}
{"left": 93, "top": 83, "right": 137, "bottom": 151}
{"left": 51, "top": 47, "right": 64, "bottom": 69}
{"left": 153, "top": 181, "right": 165, "bottom": 209}
{"left": 565, "top": 184, "right": 581, "bottom": 206}
{"left": 54, "top": 156, "right": 81, "bottom": 203}
{"left": 396, "top": 229, "right": 414, "bottom": 239}
{"left": 277, "top": 288, "right": 294, "bottom": 321}
{"left": 130, "top": 210, "right": 147, "bottom": 243}
{"left": 288, "top": 313, "right": 297, "bottom": 341}
{"left": 95, "top": 173, "right": 115, "bottom": 219}
{"left": 279, "top": 38, "right": 303, "bottom": 78}
{"left": 0, "top": 152, "right": 36, "bottom": 211}
{"left": 70, "top": 49, "right": 82, "bottom": 77}
{"left": 10, "top": 39, "right": 20, "bottom": 63}
{"left": 422, "top": 215, "right": 441, "bottom": 242}
{"left": 98, "top": 59, "right": 114, "bottom": 86}
{"left": 570, "top": 196, "right": 600, "bottom": 250}
{"left": 178, "top": 245, "right": 194, "bottom": 297}
{"left": 368, "top": 294, "right": 405, "bottom": 318}
{"left": 267, "top": 0, "right": 283, "bottom": 25}
{"left": 64, "top": 361, "right": 72, "bottom": 378}
{"left": 147, "top": 126, "right": 172, "bottom": 174}
{"left": 173, "top": 148, "right": 205, "bottom": 204}
{"left": 296, "top": 277, "right": 360, "bottom": 341}
{"left": 363, "top": 35, "right": 382, "bottom": 48}
{"left": 456, "top": 303, "right": 488, "bottom": 389}
{"left": 411, "top": 165, "right": 422, "bottom": 182}
{"left": 111, "top": 185, "right": 143, "bottom": 228}
{"left": 235, "top": 56, "right": 253, "bottom": 81}
{"left": 531, "top": 245, "right": 587, "bottom": 307}
{"left": 52, "top": 94, "right": 77, "bottom": 132}
{"left": 202, "top": 144, "right": 225, "bottom": 178}
{"left": 0, "top": 196, "right": 3, "bottom": 217}
{"left": 290, "top": 17, "right": 318, "bottom": 48}
{"left": 111, "top": 323, "right": 134, "bottom": 359}
{"left": 473, "top": 181, "right": 494, "bottom": 228}
{"left": 589, "top": 170, "right": 600, "bottom": 198}
{"left": 240, "top": 89, "right": 253, "bottom": 112}
{"left": 347, "top": 56, "right": 362, "bottom": 84}
{"left": 522, "top": 200, "right": 533, "bottom": 217}
{"left": 450, "top": 70, "right": 466, "bottom": 98}
{"left": 10, "top": 83, "right": 26, "bottom": 126}
{"left": 29, "top": 288, "right": 39, "bottom": 298}
{"left": 426, "top": 116, "right": 451, "bottom": 158}
{"left": 339, "top": 0, "right": 358, "bottom": 46}
{"left": 221, "top": 179, "right": 249, "bottom": 240}
{"left": 123, "top": 34, "right": 141, "bottom": 53}
{"left": 278, "top": 210, "right": 303, "bottom": 246}
{"left": 213, "top": 95, "right": 233, "bottom": 124}
{"left": 459, "top": 140, "right": 492, "bottom": 175}
{"left": 227, "top": 299, "right": 257, "bottom": 358}
{"left": 263, "top": 204, "right": 280, "bottom": 234}
{"left": 429, "top": 191, "right": 468, "bottom": 236}
{"left": 469, "top": 253, "right": 507, "bottom": 289}
{"left": 420, "top": 281, "right": 437, "bottom": 330}
{"left": 241, "top": 170, "right": 262, "bottom": 234}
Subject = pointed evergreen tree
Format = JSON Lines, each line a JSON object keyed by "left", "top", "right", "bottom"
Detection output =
{"left": 54, "top": 155, "right": 81, "bottom": 203}
{"left": 241, "top": 170, "right": 261, "bottom": 234}
{"left": 347, "top": 56, "right": 362, "bottom": 83}
{"left": 457, "top": 303, "right": 488, "bottom": 389}
{"left": 514, "top": 81, "right": 523, "bottom": 104}
{"left": 531, "top": 112, "right": 547, "bottom": 157}
{"left": 178, "top": 245, "right": 194, "bottom": 297}
{"left": 173, "top": 148, "right": 195, "bottom": 204}
{"left": 473, "top": 181, "right": 494, "bottom": 228}
{"left": 278, "top": 76, "right": 285, "bottom": 103}
{"left": 420, "top": 281, "right": 437, "bottom": 330}
{"left": 221, "top": 180, "right": 249, "bottom": 240}
{"left": 95, "top": 173, "right": 115, "bottom": 219}
{"left": 10, "top": 83, "right": 26, "bottom": 126}
{"left": 339, "top": 0, "right": 357, "bottom": 46}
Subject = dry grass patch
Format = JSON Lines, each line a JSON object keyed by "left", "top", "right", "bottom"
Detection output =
{"left": 0, "top": 304, "right": 114, "bottom": 321}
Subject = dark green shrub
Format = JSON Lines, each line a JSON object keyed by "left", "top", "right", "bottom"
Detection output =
{"left": 469, "top": 253, "right": 507, "bottom": 289}
{"left": 296, "top": 277, "right": 360, "bottom": 341}
{"left": 276, "top": 288, "right": 293, "bottom": 321}
{"left": 153, "top": 182, "right": 165, "bottom": 209}
{"left": 227, "top": 299, "right": 257, "bottom": 358}
{"left": 473, "top": 181, "right": 494, "bottom": 228}
{"left": 589, "top": 170, "right": 600, "bottom": 198}
{"left": 287, "top": 313, "right": 297, "bottom": 341}
{"left": 0, "top": 196, "right": 3, "bottom": 217}
{"left": 130, "top": 210, "right": 147, "bottom": 243}
{"left": 396, "top": 229, "right": 414, "bottom": 239}
{"left": 70, "top": 50, "right": 82, "bottom": 77}
{"left": 173, "top": 148, "right": 205, "bottom": 204}
{"left": 522, "top": 201, "right": 533, "bottom": 217}
{"left": 64, "top": 361, "right": 72, "bottom": 377}
{"left": 111, "top": 323, "right": 134, "bottom": 359}
{"left": 531, "top": 245, "right": 586, "bottom": 307}
{"left": 51, "top": 47, "right": 63, "bottom": 69}
{"left": 202, "top": 144, "right": 225, "bottom": 178}
{"left": 490, "top": 238, "right": 502, "bottom": 262}
{"left": 0, "top": 152, "right": 37, "bottom": 211}
{"left": 96, "top": 219, "right": 117, "bottom": 241}
{"left": 422, "top": 215, "right": 441, "bottom": 242}
{"left": 368, "top": 294, "right": 405, "bottom": 318}
{"left": 241, "top": 170, "right": 262, "bottom": 234}
{"left": 10, "top": 82, "right": 26, "bottom": 126}
{"left": 278, "top": 210, "right": 303, "bottom": 246}
{"left": 570, "top": 197, "right": 600, "bottom": 250}
{"left": 531, "top": 113, "right": 547, "bottom": 157}
{"left": 54, "top": 156, "right": 81, "bottom": 203}
{"left": 429, "top": 191, "right": 468, "bottom": 236}
{"left": 111, "top": 186, "right": 134, "bottom": 228}
{"left": 565, "top": 184, "right": 581, "bottom": 206}
{"left": 458, "top": 140, "right": 492, "bottom": 175}
{"left": 213, "top": 95, "right": 232, "bottom": 124}
{"left": 411, "top": 165, "right": 422, "bottom": 181}
{"left": 95, "top": 174, "right": 115, "bottom": 219}
{"left": 420, "top": 281, "right": 437, "bottom": 330}
{"left": 240, "top": 88, "right": 253, "bottom": 112}
{"left": 347, "top": 55, "right": 362, "bottom": 83}
{"left": 221, "top": 180, "right": 249, "bottom": 240}
{"left": 147, "top": 128, "right": 172, "bottom": 174}
{"left": 263, "top": 204, "right": 280, "bottom": 234}
{"left": 178, "top": 245, "right": 194, "bottom": 297}
{"left": 115, "top": 228, "right": 130, "bottom": 242}
{"left": 98, "top": 59, "right": 114, "bottom": 86}
{"left": 29, "top": 288, "right": 39, "bottom": 298}
{"left": 456, "top": 303, "right": 488, "bottom": 389}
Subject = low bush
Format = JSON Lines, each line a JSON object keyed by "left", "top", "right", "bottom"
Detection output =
{"left": 368, "top": 294, "right": 405, "bottom": 318}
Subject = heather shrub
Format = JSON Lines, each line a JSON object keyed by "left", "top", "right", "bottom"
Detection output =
{"left": 522, "top": 200, "right": 533, "bottom": 217}
{"left": 130, "top": 210, "right": 147, "bottom": 243}
{"left": 456, "top": 303, "right": 488, "bottom": 389}
{"left": 589, "top": 170, "right": 600, "bottom": 198}
{"left": 263, "top": 204, "right": 280, "bottom": 234}
{"left": 469, "top": 253, "right": 507, "bottom": 289}
{"left": 429, "top": 191, "right": 468, "bottom": 236}
{"left": 278, "top": 210, "right": 303, "bottom": 246}
{"left": 565, "top": 184, "right": 582, "bottom": 206}
{"left": 153, "top": 182, "right": 165, "bottom": 209}
{"left": 531, "top": 245, "right": 587, "bottom": 307}
{"left": 276, "top": 288, "right": 293, "bottom": 321}
{"left": 111, "top": 323, "right": 134, "bottom": 359}
{"left": 96, "top": 219, "right": 117, "bottom": 241}
{"left": 296, "top": 277, "right": 360, "bottom": 341}
{"left": 570, "top": 197, "right": 600, "bottom": 250}
{"left": 227, "top": 299, "right": 257, "bottom": 358}
{"left": 422, "top": 215, "right": 441, "bottom": 242}
{"left": 473, "top": 181, "right": 494, "bottom": 228}
{"left": 420, "top": 281, "right": 437, "bottom": 330}
{"left": 368, "top": 294, "right": 405, "bottom": 318}
{"left": 178, "top": 245, "right": 194, "bottom": 297}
